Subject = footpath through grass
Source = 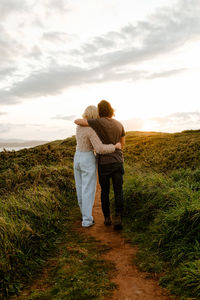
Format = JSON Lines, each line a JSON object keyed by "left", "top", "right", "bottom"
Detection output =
{"left": 2, "top": 130, "right": 200, "bottom": 299}
{"left": 13, "top": 214, "right": 115, "bottom": 300}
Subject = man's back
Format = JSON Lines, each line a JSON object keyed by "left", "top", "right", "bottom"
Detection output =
{"left": 88, "top": 117, "right": 125, "bottom": 164}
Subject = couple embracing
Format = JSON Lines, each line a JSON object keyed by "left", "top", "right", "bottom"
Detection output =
{"left": 74, "top": 100, "right": 125, "bottom": 230}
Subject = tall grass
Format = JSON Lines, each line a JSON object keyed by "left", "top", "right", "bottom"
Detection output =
{"left": 2, "top": 130, "right": 200, "bottom": 298}
{"left": 0, "top": 138, "right": 77, "bottom": 298}
{"left": 1, "top": 137, "right": 116, "bottom": 299}
{"left": 122, "top": 130, "right": 200, "bottom": 299}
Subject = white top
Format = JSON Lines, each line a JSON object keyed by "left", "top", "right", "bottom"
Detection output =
{"left": 75, "top": 126, "right": 115, "bottom": 154}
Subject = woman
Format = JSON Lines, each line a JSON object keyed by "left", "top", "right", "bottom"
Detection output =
{"left": 74, "top": 105, "right": 121, "bottom": 227}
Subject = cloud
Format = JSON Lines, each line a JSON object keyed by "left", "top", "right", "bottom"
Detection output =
{"left": 146, "top": 68, "right": 187, "bottom": 79}
{"left": 0, "top": 0, "right": 68, "bottom": 19}
{"left": 151, "top": 112, "right": 200, "bottom": 129}
{"left": 47, "top": 0, "right": 68, "bottom": 12}
{"left": 0, "top": 123, "right": 12, "bottom": 133}
{"left": 0, "top": 0, "right": 29, "bottom": 19}
{"left": 120, "top": 112, "right": 200, "bottom": 133}
{"left": 32, "top": 0, "right": 69, "bottom": 28}
{"left": 80, "top": 36, "right": 117, "bottom": 54}
{"left": 0, "top": 0, "right": 69, "bottom": 64}
{"left": 79, "top": 0, "right": 200, "bottom": 69}
{"left": 42, "top": 32, "right": 69, "bottom": 43}
{"left": 0, "top": 123, "right": 29, "bottom": 134}
{"left": 0, "top": 112, "right": 7, "bottom": 116}
{"left": 170, "top": 112, "right": 200, "bottom": 120}
{"left": 0, "top": 66, "right": 16, "bottom": 78}
{"left": 0, "top": 0, "right": 199, "bottom": 106}
{"left": 0, "top": 62, "right": 187, "bottom": 106}
{"left": 0, "top": 64, "right": 90, "bottom": 105}
{"left": 0, "top": 25, "right": 24, "bottom": 65}
{"left": 52, "top": 114, "right": 77, "bottom": 121}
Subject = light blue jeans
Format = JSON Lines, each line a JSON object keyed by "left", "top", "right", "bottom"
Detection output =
{"left": 74, "top": 151, "right": 97, "bottom": 227}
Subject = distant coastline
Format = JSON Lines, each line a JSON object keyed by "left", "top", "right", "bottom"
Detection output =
{"left": 0, "top": 140, "right": 49, "bottom": 152}
{"left": 0, "top": 146, "right": 32, "bottom": 152}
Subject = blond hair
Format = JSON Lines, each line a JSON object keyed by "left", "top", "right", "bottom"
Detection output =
{"left": 82, "top": 105, "right": 99, "bottom": 119}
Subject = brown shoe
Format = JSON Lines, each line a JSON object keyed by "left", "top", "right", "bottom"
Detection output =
{"left": 104, "top": 217, "right": 112, "bottom": 226}
{"left": 113, "top": 216, "right": 123, "bottom": 230}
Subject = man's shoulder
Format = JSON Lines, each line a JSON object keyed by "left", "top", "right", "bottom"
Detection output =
{"left": 98, "top": 117, "right": 121, "bottom": 125}
{"left": 88, "top": 117, "right": 121, "bottom": 124}
{"left": 109, "top": 118, "right": 124, "bottom": 129}
{"left": 111, "top": 119, "right": 125, "bottom": 136}
{"left": 112, "top": 118, "right": 123, "bottom": 125}
{"left": 88, "top": 117, "right": 124, "bottom": 134}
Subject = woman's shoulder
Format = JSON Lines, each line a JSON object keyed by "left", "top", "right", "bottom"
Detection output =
{"left": 76, "top": 126, "right": 93, "bottom": 134}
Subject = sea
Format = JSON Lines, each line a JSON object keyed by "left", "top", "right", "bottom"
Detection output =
{"left": 0, "top": 146, "right": 33, "bottom": 152}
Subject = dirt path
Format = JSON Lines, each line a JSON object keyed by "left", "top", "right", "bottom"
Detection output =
{"left": 79, "top": 184, "right": 175, "bottom": 300}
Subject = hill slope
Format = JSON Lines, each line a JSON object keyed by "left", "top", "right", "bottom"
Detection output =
{"left": 1, "top": 130, "right": 200, "bottom": 299}
{"left": 123, "top": 130, "right": 200, "bottom": 299}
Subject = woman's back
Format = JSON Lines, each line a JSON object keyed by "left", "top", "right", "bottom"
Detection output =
{"left": 75, "top": 125, "right": 115, "bottom": 154}
{"left": 75, "top": 126, "right": 95, "bottom": 152}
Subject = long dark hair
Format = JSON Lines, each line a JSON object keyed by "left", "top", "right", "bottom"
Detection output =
{"left": 98, "top": 100, "right": 115, "bottom": 118}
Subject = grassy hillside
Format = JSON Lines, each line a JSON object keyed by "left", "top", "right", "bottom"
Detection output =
{"left": 124, "top": 130, "right": 200, "bottom": 172}
{"left": 122, "top": 130, "right": 200, "bottom": 299}
{"left": 0, "top": 138, "right": 115, "bottom": 299}
{"left": 1, "top": 130, "right": 200, "bottom": 299}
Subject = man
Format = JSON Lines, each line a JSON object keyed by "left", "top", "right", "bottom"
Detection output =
{"left": 74, "top": 100, "right": 125, "bottom": 230}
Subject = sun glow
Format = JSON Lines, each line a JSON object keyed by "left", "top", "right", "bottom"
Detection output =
{"left": 140, "top": 119, "right": 159, "bottom": 132}
{"left": 1, "top": 0, "right": 200, "bottom": 140}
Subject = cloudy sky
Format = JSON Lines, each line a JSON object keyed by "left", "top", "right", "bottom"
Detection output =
{"left": 0, "top": 0, "right": 200, "bottom": 141}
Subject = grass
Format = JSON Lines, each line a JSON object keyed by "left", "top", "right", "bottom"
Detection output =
{"left": 1, "top": 129, "right": 200, "bottom": 299}
{"left": 121, "top": 130, "right": 200, "bottom": 299}
{"left": 0, "top": 137, "right": 115, "bottom": 299}
{"left": 14, "top": 218, "right": 115, "bottom": 300}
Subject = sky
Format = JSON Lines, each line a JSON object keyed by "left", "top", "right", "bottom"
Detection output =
{"left": 0, "top": 0, "right": 200, "bottom": 141}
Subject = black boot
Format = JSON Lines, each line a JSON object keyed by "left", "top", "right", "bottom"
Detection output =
{"left": 113, "top": 215, "right": 123, "bottom": 230}
{"left": 104, "top": 216, "right": 112, "bottom": 226}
